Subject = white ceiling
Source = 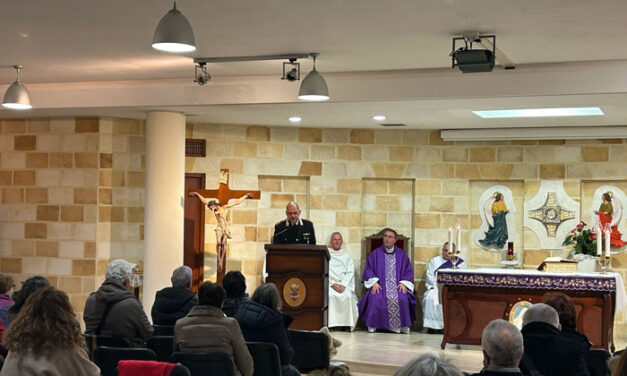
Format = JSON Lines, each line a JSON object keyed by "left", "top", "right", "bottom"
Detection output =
{"left": 2, "top": 0, "right": 627, "bottom": 131}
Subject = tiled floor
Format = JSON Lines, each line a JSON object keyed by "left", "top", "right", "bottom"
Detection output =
{"left": 327, "top": 330, "right": 627, "bottom": 376}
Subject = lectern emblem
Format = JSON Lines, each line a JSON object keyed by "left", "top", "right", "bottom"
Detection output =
{"left": 283, "top": 277, "right": 307, "bottom": 307}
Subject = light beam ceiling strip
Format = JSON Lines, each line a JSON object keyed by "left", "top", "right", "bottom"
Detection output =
{"left": 440, "top": 126, "right": 627, "bottom": 141}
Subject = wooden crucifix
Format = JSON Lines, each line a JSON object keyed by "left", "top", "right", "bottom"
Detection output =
{"left": 189, "top": 169, "right": 260, "bottom": 282}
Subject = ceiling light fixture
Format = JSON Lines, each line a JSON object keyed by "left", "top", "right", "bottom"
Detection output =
{"left": 473, "top": 107, "right": 604, "bottom": 118}
{"left": 194, "top": 62, "right": 210, "bottom": 85}
{"left": 298, "top": 53, "right": 330, "bottom": 102}
{"left": 2, "top": 65, "right": 32, "bottom": 110}
{"left": 373, "top": 115, "right": 387, "bottom": 122}
{"left": 282, "top": 59, "right": 300, "bottom": 81}
{"left": 193, "top": 54, "right": 309, "bottom": 84}
{"left": 288, "top": 116, "right": 302, "bottom": 123}
{"left": 152, "top": 1, "right": 196, "bottom": 53}
{"left": 441, "top": 126, "right": 627, "bottom": 141}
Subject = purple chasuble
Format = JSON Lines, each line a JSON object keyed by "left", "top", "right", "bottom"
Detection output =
{"left": 358, "top": 245, "right": 416, "bottom": 330}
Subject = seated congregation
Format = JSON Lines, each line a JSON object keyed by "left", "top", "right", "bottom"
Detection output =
{"left": 0, "top": 226, "right": 625, "bottom": 376}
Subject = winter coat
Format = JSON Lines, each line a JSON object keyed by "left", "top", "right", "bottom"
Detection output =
{"left": 83, "top": 279, "right": 153, "bottom": 347}
{"left": 222, "top": 296, "right": 247, "bottom": 317}
{"left": 174, "top": 305, "right": 253, "bottom": 376}
{"left": 0, "top": 348, "right": 100, "bottom": 376}
{"left": 234, "top": 300, "right": 295, "bottom": 366}
{"left": 561, "top": 326, "right": 592, "bottom": 373}
{"left": 151, "top": 287, "right": 198, "bottom": 326}
{"left": 520, "top": 321, "right": 589, "bottom": 376}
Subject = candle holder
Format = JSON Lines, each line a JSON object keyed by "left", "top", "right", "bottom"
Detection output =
{"left": 596, "top": 256, "right": 610, "bottom": 274}
{"left": 450, "top": 251, "right": 460, "bottom": 269}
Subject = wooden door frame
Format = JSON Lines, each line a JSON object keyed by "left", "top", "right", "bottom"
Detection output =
{"left": 185, "top": 173, "right": 205, "bottom": 293}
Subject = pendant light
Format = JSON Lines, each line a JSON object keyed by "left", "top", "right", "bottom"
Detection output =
{"left": 152, "top": 2, "right": 196, "bottom": 53}
{"left": 298, "top": 53, "right": 330, "bottom": 102}
{"left": 2, "top": 65, "right": 32, "bottom": 110}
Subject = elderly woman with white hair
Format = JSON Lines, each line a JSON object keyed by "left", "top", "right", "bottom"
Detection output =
{"left": 83, "top": 259, "right": 153, "bottom": 347}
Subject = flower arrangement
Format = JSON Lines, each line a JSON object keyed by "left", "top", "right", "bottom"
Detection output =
{"left": 562, "top": 221, "right": 598, "bottom": 256}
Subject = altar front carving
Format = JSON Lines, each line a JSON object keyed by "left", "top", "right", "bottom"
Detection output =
{"left": 438, "top": 268, "right": 627, "bottom": 351}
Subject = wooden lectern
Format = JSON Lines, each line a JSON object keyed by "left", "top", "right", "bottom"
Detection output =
{"left": 264, "top": 244, "right": 329, "bottom": 331}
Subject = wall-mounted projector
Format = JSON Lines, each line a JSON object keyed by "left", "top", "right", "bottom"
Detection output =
{"left": 451, "top": 35, "right": 496, "bottom": 73}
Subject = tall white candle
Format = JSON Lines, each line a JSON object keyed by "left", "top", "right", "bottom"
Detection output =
{"left": 605, "top": 229, "right": 611, "bottom": 258}
{"left": 448, "top": 227, "right": 453, "bottom": 254}
{"left": 456, "top": 224, "right": 461, "bottom": 254}
{"left": 596, "top": 227, "right": 602, "bottom": 256}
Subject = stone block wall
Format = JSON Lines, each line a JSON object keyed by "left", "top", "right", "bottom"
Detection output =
{"left": 186, "top": 123, "right": 627, "bottom": 335}
{"left": 0, "top": 117, "right": 144, "bottom": 321}
{"left": 2, "top": 117, "right": 627, "bottom": 336}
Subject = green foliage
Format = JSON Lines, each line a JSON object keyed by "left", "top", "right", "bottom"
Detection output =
{"left": 562, "top": 221, "right": 598, "bottom": 257}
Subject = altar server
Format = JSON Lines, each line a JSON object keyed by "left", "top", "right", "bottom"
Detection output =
{"left": 422, "top": 242, "right": 466, "bottom": 332}
{"left": 327, "top": 232, "right": 358, "bottom": 330}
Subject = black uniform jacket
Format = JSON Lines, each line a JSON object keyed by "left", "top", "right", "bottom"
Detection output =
{"left": 272, "top": 218, "right": 316, "bottom": 245}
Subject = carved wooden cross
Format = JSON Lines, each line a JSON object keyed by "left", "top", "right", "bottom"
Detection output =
{"left": 189, "top": 169, "right": 260, "bottom": 281}
{"left": 191, "top": 169, "right": 261, "bottom": 204}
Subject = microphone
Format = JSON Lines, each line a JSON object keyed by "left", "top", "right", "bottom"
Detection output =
{"left": 272, "top": 226, "right": 292, "bottom": 243}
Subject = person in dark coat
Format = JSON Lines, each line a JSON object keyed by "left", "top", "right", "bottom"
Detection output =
{"left": 221, "top": 271, "right": 247, "bottom": 317}
{"left": 520, "top": 303, "right": 589, "bottom": 376}
{"left": 542, "top": 292, "right": 592, "bottom": 373}
{"left": 234, "top": 283, "right": 300, "bottom": 376}
{"left": 174, "top": 281, "right": 253, "bottom": 376}
{"left": 468, "top": 319, "right": 524, "bottom": 376}
{"left": 151, "top": 265, "right": 198, "bottom": 326}
{"left": 272, "top": 202, "right": 316, "bottom": 245}
{"left": 7, "top": 276, "right": 49, "bottom": 324}
{"left": 84, "top": 259, "right": 153, "bottom": 347}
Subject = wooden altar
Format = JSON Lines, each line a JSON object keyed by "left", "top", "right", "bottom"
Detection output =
{"left": 438, "top": 269, "right": 620, "bottom": 351}
{"left": 264, "top": 244, "right": 330, "bottom": 331}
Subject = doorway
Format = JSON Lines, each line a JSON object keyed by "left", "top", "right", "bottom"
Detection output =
{"left": 184, "top": 173, "right": 205, "bottom": 293}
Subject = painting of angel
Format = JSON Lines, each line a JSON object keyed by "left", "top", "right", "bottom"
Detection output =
{"left": 594, "top": 191, "right": 626, "bottom": 247}
{"left": 473, "top": 185, "right": 517, "bottom": 251}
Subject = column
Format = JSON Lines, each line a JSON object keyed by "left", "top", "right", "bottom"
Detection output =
{"left": 142, "top": 111, "right": 186, "bottom": 318}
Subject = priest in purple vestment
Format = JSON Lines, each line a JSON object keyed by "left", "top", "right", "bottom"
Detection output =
{"left": 359, "top": 228, "right": 415, "bottom": 334}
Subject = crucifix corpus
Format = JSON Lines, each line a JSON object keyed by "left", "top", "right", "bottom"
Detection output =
{"left": 189, "top": 169, "right": 260, "bottom": 280}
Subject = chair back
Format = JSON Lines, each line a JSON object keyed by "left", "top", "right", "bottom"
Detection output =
{"left": 246, "top": 342, "right": 282, "bottom": 376}
{"left": 94, "top": 346, "right": 157, "bottom": 376}
{"left": 83, "top": 333, "right": 132, "bottom": 360}
{"left": 588, "top": 348, "right": 611, "bottom": 376}
{"left": 169, "top": 352, "right": 234, "bottom": 376}
{"left": 148, "top": 336, "right": 175, "bottom": 362}
{"left": 117, "top": 360, "right": 191, "bottom": 376}
{"left": 153, "top": 324, "right": 175, "bottom": 336}
{"left": 288, "top": 329, "right": 329, "bottom": 373}
{"left": 363, "top": 229, "right": 410, "bottom": 259}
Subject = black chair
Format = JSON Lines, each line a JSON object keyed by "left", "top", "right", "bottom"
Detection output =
{"left": 246, "top": 342, "right": 282, "bottom": 376}
{"left": 588, "top": 348, "right": 611, "bottom": 376}
{"left": 83, "top": 334, "right": 132, "bottom": 360}
{"left": 169, "top": 352, "right": 234, "bottom": 376}
{"left": 148, "top": 336, "right": 175, "bottom": 362}
{"left": 288, "top": 329, "right": 329, "bottom": 373}
{"left": 153, "top": 325, "right": 175, "bottom": 336}
{"left": 94, "top": 346, "right": 157, "bottom": 376}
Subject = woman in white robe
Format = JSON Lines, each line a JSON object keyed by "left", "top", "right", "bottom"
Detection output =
{"left": 328, "top": 232, "right": 359, "bottom": 330}
{"left": 423, "top": 242, "right": 466, "bottom": 331}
